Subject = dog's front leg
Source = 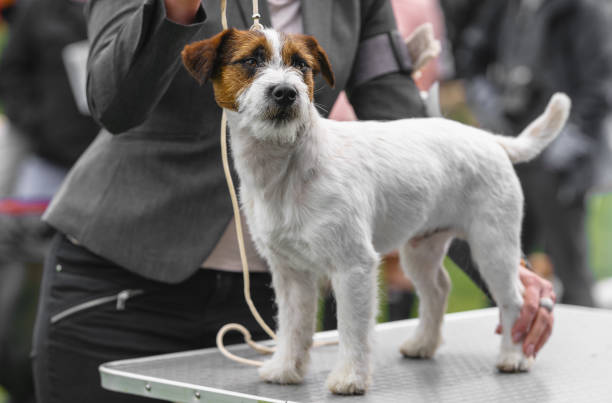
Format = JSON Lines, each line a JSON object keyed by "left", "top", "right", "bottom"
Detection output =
{"left": 259, "top": 265, "right": 318, "bottom": 384}
{"left": 326, "top": 264, "right": 377, "bottom": 395}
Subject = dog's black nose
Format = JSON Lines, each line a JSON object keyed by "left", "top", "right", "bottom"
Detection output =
{"left": 271, "top": 85, "right": 297, "bottom": 107}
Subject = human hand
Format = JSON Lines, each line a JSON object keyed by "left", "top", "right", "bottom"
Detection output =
{"left": 405, "top": 23, "right": 441, "bottom": 79}
{"left": 165, "top": 0, "right": 201, "bottom": 25}
{"left": 496, "top": 264, "right": 556, "bottom": 358}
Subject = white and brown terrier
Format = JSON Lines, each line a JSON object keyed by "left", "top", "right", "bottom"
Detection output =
{"left": 182, "top": 28, "right": 570, "bottom": 395}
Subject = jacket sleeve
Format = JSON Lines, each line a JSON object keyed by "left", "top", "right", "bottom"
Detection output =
{"left": 0, "top": 0, "right": 43, "bottom": 139}
{"left": 345, "top": 0, "right": 426, "bottom": 120}
{"left": 85, "top": 0, "right": 207, "bottom": 134}
{"left": 346, "top": 0, "right": 492, "bottom": 298}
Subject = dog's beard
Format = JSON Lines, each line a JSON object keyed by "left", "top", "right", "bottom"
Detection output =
{"left": 263, "top": 105, "right": 299, "bottom": 125}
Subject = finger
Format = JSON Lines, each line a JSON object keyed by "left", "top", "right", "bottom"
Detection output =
{"left": 539, "top": 276, "right": 556, "bottom": 303}
{"left": 512, "top": 285, "right": 540, "bottom": 342}
{"left": 522, "top": 308, "right": 551, "bottom": 357}
{"left": 534, "top": 313, "right": 554, "bottom": 356}
{"left": 550, "top": 290, "right": 557, "bottom": 304}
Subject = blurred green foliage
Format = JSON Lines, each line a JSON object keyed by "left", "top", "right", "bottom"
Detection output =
{"left": 587, "top": 192, "right": 612, "bottom": 280}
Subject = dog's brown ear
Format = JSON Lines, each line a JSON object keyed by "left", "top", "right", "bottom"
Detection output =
{"left": 182, "top": 29, "right": 234, "bottom": 84}
{"left": 303, "top": 36, "right": 335, "bottom": 88}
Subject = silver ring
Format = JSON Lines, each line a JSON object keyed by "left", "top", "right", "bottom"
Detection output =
{"left": 539, "top": 297, "right": 554, "bottom": 313}
{"left": 250, "top": 22, "right": 264, "bottom": 32}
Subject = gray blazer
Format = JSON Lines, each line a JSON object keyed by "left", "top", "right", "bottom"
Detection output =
{"left": 44, "top": 0, "right": 425, "bottom": 283}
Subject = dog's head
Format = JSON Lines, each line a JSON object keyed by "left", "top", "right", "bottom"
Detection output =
{"left": 182, "top": 28, "right": 334, "bottom": 142}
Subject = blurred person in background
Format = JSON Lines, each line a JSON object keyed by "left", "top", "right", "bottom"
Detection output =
{"left": 0, "top": 0, "right": 23, "bottom": 197}
{"left": 442, "top": 0, "right": 612, "bottom": 306}
{"left": 0, "top": 0, "right": 100, "bottom": 401}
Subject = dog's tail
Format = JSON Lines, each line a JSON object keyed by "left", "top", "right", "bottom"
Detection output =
{"left": 494, "top": 93, "right": 571, "bottom": 164}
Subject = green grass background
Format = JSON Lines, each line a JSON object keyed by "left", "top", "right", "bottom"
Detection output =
{"left": 587, "top": 192, "right": 612, "bottom": 281}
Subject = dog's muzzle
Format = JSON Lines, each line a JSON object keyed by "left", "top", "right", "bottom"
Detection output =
{"left": 264, "top": 84, "right": 299, "bottom": 123}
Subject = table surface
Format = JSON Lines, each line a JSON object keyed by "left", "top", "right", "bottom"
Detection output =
{"left": 100, "top": 305, "right": 612, "bottom": 403}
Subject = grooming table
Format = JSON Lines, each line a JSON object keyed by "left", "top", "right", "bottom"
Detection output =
{"left": 100, "top": 305, "right": 612, "bottom": 402}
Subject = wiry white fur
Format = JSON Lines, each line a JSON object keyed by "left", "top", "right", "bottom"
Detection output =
{"left": 495, "top": 93, "right": 571, "bottom": 163}
{"left": 223, "top": 29, "right": 571, "bottom": 395}
{"left": 263, "top": 29, "right": 283, "bottom": 67}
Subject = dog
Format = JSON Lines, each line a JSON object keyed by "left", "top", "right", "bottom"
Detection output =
{"left": 182, "top": 28, "right": 570, "bottom": 395}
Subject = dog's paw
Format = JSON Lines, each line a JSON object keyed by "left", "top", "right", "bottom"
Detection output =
{"left": 258, "top": 358, "right": 304, "bottom": 385}
{"left": 326, "top": 364, "right": 371, "bottom": 395}
{"left": 496, "top": 350, "right": 533, "bottom": 373}
{"left": 399, "top": 334, "right": 441, "bottom": 359}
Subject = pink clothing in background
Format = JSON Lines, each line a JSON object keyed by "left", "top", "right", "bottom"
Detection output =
{"left": 329, "top": 0, "right": 444, "bottom": 121}
{"left": 268, "top": 0, "right": 303, "bottom": 34}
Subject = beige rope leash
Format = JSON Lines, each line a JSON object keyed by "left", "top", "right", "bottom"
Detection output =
{"left": 215, "top": 0, "right": 337, "bottom": 367}
{"left": 217, "top": 105, "right": 276, "bottom": 367}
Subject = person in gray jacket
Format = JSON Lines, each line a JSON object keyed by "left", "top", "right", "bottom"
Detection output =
{"left": 32, "top": 1, "right": 556, "bottom": 402}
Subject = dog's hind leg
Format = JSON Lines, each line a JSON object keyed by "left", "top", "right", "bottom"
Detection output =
{"left": 468, "top": 223, "right": 532, "bottom": 372}
{"left": 398, "top": 230, "right": 453, "bottom": 358}
{"left": 259, "top": 265, "right": 318, "bottom": 384}
{"left": 326, "top": 252, "right": 379, "bottom": 395}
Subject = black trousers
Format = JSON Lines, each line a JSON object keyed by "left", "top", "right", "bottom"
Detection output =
{"left": 32, "top": 234, "right": 276, "bottom": 403}
{"left": 518, "top": 165, "right": 595, "bottom": 306}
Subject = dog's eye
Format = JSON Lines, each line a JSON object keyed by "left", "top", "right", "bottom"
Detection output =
{"left": 243, "top": 58, "right": 258, "bottom": 67}
{"left": 293, "top": 59, "right": 309, "bottom": 72}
